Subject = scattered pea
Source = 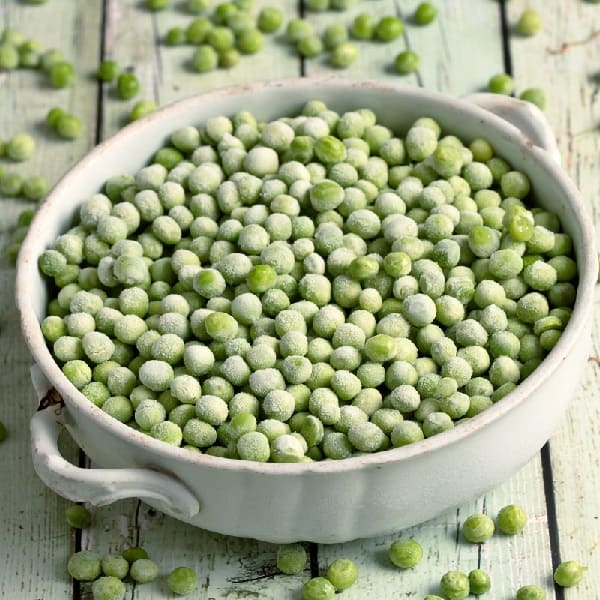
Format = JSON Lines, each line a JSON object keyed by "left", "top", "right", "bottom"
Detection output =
{"left": 65, "top": 504, "right": 92, "bottom": 528}
{"left": 553, "top": 560, "right": 587, "bottom": 587}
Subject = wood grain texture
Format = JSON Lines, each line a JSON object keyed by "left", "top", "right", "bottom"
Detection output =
{"left": 508, "top": 1, "right": 600, "bottom": 597}
{"left": 0, "top": 1, "right": 102, "bottom": 598}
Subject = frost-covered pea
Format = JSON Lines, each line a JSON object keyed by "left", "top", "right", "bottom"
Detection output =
{"left": 236, "top": 431, "right": 270, "bottom": 462}
{"left": 309, "top": 179, "right": 344, "bottom": 212}
{"left": 517, "top": 292, "right": 549, "bottom": 323}
{"left": 390, "top": 420, "right": 425, "bottom": 447}
{"left": 281, "top": 355, "right": 312, "bottom": 384}
{"left": 195, "top": 394, "right": 229, "bottom": 426}
{"left": 102, "top": 396, "right": 134, "bottom": 423}
{"left": 138, "top": 360, "right": 174, "bottom": 392}
{"left": 63, "top": 313, "right": 95, "bottom": 338}
{"left": 333, "top": 405, "right": 368, "bottom": 435}
{"left": 489, "top": 356, "right": 521, "bottom": 387}
{"left": 203, "top": 312, "right": 238, "bottom": 342}
{"left": 523, "top": 260, "right": 557, "bottom": 291}
{"left": 62, "top": 360, "right": 92, "bottom": 389}
{"left": 248, "top": 367, "right": 285, "bottom": 397}
{"left": 422, "top": 411, "right": 454, "bottom": 437}
{"left": 219, "top": 355, "right": 250, "bottom": 386}
{"left": 308, "top": 388, "right": 340, "bottom": 425}
{"left": 473, "top": 280, "right": 506, "bottom": 308}
{"left": 271, "top": 434, "right": 305, "bottom": 463}
{"left": 82, "top": 331, "right": 115, "bottom": 364}
{"left": 113, "top": 314, "right": 147, "bottom": 345}
{"left": 347, "top": 421, "right": 386, "bottom": 452}
{"left": 440, "top": 356, "right": 472, "bottom": 388}
{"left": 371, "top": 408, "right": 403, "bottom": 436}
{"left": 135, "top": 399, "right": 166, "bottom": 430}
{"left": 402, "top": 293, "right": 436, "bottom": 327}
{"left": 182, "top": 418, "right": 217, "bottom": 448}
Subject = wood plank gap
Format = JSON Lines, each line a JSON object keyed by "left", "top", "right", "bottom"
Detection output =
{"left": 150, "top": 14, "right": 163, "bottom": 104}
{"left": 499, "top": 0, "right": 514, "bottom": 76}
{"left": 309, "top": 542, "right": 319, "bottom": 577}
{"left": 95, "top": 0, "right": 109, "bottom": 146}
{"left": 540, "top": 443, "right": 565, "bottom": 600}
{"left": 299, "top": 0, "right": 306, "bottom": 76}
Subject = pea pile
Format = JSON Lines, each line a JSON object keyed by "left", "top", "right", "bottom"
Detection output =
{"left": 38, "top": 99, "right": 577, "bottom": 462}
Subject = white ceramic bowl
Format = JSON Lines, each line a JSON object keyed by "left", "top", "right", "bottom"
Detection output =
{"left": 18, "top": 78, "right": 596, "bottom": 544}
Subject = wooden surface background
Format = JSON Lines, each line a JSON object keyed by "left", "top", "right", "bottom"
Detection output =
{"left": 0, "top": 1, "right": 599, "bottom": 598}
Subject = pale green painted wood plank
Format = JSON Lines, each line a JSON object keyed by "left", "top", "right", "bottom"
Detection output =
{"left": 397, "top": 0, "right": 505, "bottom": 95}
{"left": 101, "top": 0, "right": 301, "bottom": 140}
{"left": 0, "top": 1, "right": 102, "bottom": 599}
{"left": 508, "top": 2, "right": 600, "bottom": 597}
{"left": 304, "top": 0, "right": 408, "bottom": 81}
{"left": 80, "top": 500, "right": 304, "bottom": 599}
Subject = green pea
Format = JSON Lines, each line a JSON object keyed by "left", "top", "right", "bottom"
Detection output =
{"left": 553, "top": 560, "right": 587, "bottom": 587}
{"left": 414, "top": 2, "right": 437, "bottom": 25}
{"left": 389, "top": 539, "right": 423, "bottom": 568}
{"left": 65, "top": 504, "right": 92, "bottom": 528}
{"left": 488, "top": 73, "right": 514, "bottom": 95}
{"left": 395, "top": 51, "right": 420, "bottom": 75}
{"left": 117, "top": 72, "right": 140, "bottom": 100}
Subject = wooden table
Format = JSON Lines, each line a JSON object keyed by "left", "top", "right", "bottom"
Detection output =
{"left": 1, "top": 1, "right": 599, "bottom": 598}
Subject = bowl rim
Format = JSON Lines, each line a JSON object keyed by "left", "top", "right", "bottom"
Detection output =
{"left": 16, "top": 76, "right": 597, "bottom": 475}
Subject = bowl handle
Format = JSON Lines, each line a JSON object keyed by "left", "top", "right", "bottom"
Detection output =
{"left": 464, "top": 93, "right": 560, "bottom": 164}
{"left": 30, "top": 403, "right": 200, "bottom": 519}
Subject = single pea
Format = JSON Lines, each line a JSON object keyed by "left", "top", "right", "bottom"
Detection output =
{"left": 192, "top": 45, "right": 218, "bottom": 72}
{"left": 65, "top": 504, "right": 92, "bottom": 528}
{"left": 258, "top": 7, "right": 283, "bottom": 33}
{"left": 23, "top": 175, "right": 50, "bottom": 201}
{"left": 0, "top": 172, "right": 24, "bottom": 197}
{"left": 276, "top": 543, "right": 307, "bottom": 575}
{"left": 130, "top": 558, "right": 159, "bottom": 583}
{"left": 67, "top": 551, "right": 102, "bottom": 581}
{"left": 553, "top": 560, "right": 587, "bottom": 587}
{"left": 146, "top": 0, "right": 170, "bottom": 9}
{"left": 488, "top": 73, "right": 514, "bottom": 95}
{"left": 496, "top": 503, "right": 528, "bottom": 534}
{"left": 165, "top": 27, "right": 187, "bottom": 46}
{"left": 330, "top": 42, "right": 358, "bottom": 68}
{"left": 516, "top": 584, "right": 546, "bottom": 600}
{"left": 237, "top": 29, "right": 264, "bottom": 54}
{"left": 117, "top": 73, "right": 140, "bottom": 100}
{"left": 167, "top": 566, "right": 199, "bottom": 595}
{"left": 440, "top": 570, "right": 470, "bottom": 600}
{"left": 91, "top": 576, "right": 125, "bottom": 600}
{"left": 56, "top": 113, "right": 83, "bottom": 139}
{"left": 375, "top": 16, "right": 404, "bottom": 42}
{"left": 98, "top": 60, "right": 121, "bottom": 83}
{"left": 519, "top": 88, "right": 547, "bottom": 110}
{"left": 101, "top": 555, "right": 129, "bottom": 579}
{"left": 0, "top": 43, "right": 19, "bottom": 70}
{"left": 468, "top": 569, "right": 491, "bottom": 595}
{"left": 414, "top": 2, "right": 437, "bottom": 25}
{"left": 297, "top": 35, "right": 323, "bottom": 58}
{"left": 326, "top": 557, "right": 358, "bottom": 591}
{"left": 389, "top": 539, "right": 423, "bottom": 568}
{"left": 122, "top": 547, "right": 149, "bottom": 563}
{"left": 302, "top": 576, "right": 335, "bottom": 600}
{"left": 395, "top": 50, "right": 420, "bottom": 75}
{"left": 517, "top": 10, "right": 542, "bottom": 36}
{"left": 130, "top": 99, "right": 158, "bottom": 121}
{"left": 7, "top": 134, "right": 35, "bottom": 162}
{"left": 49, "top": 61, "right": 75, "bottom": 88}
